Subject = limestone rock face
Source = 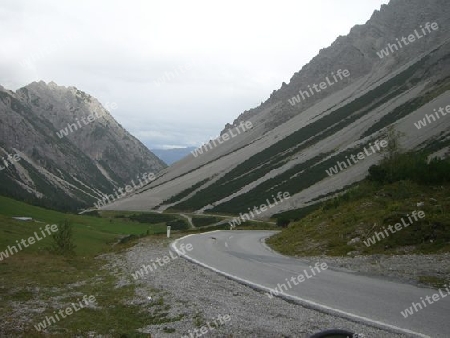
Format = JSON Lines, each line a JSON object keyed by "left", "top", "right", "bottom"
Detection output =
{"left": 224, "top": 0, "right": 450, "bottom": 134}
{"left": 104, "top": 0, "right": 450, "bottom": 216}
{"left": 0, "top": 81, "right": 166, "bottom": 211}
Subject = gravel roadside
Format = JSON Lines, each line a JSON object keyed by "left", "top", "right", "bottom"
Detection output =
{"left": 102, "top": 236, "right": 411, "bottom": 338}
{"left": 297, "top": 253, "right": 450, "bottom": 288}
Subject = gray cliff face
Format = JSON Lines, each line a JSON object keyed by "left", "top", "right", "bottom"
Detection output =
{"left": 104, "top": 0, "right": 450, "bottom": 215}
{"left": 224, "top": 0, "right": 450, "bottom": 133}
{"left": 0, "top": 81, "right": 166, "bottom": 211}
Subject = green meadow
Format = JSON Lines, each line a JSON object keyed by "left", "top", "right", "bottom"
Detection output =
{"left": 0, "top": 196, "right": 274, "bottom": 337}
{"left": 0, "top": 196, "right": 179, "bottom": 337}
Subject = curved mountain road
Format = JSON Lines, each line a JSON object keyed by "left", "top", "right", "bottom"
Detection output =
{"left": 171, "top": 230, "right": 450, "bottom": 338}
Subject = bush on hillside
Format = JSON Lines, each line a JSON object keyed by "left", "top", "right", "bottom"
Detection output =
{"left": 166, "top": 219, "right": 190, "bottom": 230}
{"left": 50, "top": 219, "right": 76, "bottom": 256}
{"left": 368, "top": 152, "right": 450, "bottom": 185}
{"left": 128, "top": 213, "right": 176, "bottom": 224}
{"left": 276, "top": 217, "right": 290, "bottom": 228}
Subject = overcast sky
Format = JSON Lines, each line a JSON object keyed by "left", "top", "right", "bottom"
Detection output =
{"left": 0, "top": 0, "right": 389, "bottom": 149}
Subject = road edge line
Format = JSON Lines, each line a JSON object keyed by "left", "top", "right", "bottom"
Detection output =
{"left": 171, "top": 233, "right": 430, "bottom": 338}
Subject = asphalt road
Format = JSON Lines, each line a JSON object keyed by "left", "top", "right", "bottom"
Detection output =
{"left": 171, "top": 230, "right": 450, "bottom": 338}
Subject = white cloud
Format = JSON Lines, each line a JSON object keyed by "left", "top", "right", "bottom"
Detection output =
{"left": 0, "top": 0, "right": 389, "bottom": 148}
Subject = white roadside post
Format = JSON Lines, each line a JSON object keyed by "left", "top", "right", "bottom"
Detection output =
{"left": 167, "top": 225, "right": 171, "bottom": 238}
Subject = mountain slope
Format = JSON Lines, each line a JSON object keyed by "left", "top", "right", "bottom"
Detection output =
{"left": 227, "top": 0, "right": 450, "bottom": 134}
{"left": 102, "top": 0, "right": 450, "bottom": 216}
{"left": 0, "top": 81, "right": 166, "bottom": 211}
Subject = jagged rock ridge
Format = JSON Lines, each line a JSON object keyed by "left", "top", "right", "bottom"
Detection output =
{"left": 0, "top": 81, "right": 166, "bottom": 211}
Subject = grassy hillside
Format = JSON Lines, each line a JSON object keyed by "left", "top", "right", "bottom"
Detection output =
{"left": 0, "top": 196, "right": 275, "bottom": 336}
{"left": 0, "top": 197, "right": 181, "bottom": 337}
{"left": 267, "top": 180, "right": 450, "bottom": 257}
{"left": 0, "top": 196, "right": 169, "bottom": 256}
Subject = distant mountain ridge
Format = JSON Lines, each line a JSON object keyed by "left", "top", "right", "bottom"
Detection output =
{"left": 151, "top": 147, "right": 196, "bottom": 165}
{"left": 0, "top": 81, "right": 166, "bottom": 211}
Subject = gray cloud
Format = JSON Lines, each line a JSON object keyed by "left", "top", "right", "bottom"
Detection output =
{"left": 0, "top": 0, "right": 389, "bottom": 149}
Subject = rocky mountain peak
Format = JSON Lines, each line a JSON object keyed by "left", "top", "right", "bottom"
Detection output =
{"left": 0, "top": 81, "right": 166, "bottom": 211}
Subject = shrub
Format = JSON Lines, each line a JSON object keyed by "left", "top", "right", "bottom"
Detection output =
{"left": 368, "top": 164, "right": 388, "bottom": 183}
{"left": 128, "top": 213, "right": 177, "bottom": 224}
{"left": 50, "top": 219, "right": 76, "bottom": 256}
{"left": 192, "top": 216, "right": 221, "bottom": 227}
{"left": 166, "top": 219, "right": 190, "bottom": 230}
{"left": 368, "top": 152, "right": 450, "bottom": 185}
{"left": 276, "top": 217, "right": 290, "bottom": 228}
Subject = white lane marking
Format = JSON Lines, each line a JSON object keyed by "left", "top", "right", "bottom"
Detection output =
{"left": 229, "top": 236, "right": 233, "bottom": 239}
{"left": 171, "top": 233, "right": 430, "bottom": 338}
{"left": 225, "top": 242, "right": 228, "bottom": 248}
